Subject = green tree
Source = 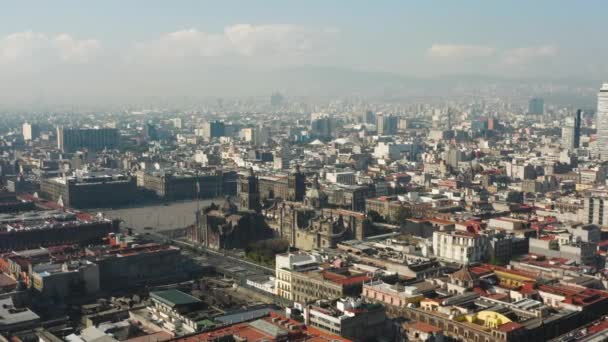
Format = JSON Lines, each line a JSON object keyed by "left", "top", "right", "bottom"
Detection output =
{"left": 367, "top": 210, "right": 386, "bottom": 223}
{"left": 489, "top": 255, "right": 504, "bottom": 266}
{"left": 393, "top": 206, "right": 411, "bottom": 225}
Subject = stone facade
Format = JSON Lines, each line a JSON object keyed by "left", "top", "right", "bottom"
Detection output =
{"left": 265, "top": 204, "right": 370, "bottom": 250}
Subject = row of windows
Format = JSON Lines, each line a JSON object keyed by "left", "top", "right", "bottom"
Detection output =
{"left": 293, "top": 286, "right": 341, "bottom": 298}
{"left": 407, "top": 310, "right": 496, "bottom": 342}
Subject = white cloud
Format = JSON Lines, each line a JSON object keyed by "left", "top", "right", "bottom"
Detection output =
{"left": 427, "top": 44, "right": 496, "bottom": 58}
{"left": 131, "top": 24, "right": 338, "bottom": 62}
{"left": 0, "top": 31, "right": 101, "bottom": 65}
{"left": 502, "top": 45, "right": 557, "bottom": 65}
{"left": 52, "top": 34, "right": 102, "bottom": 62}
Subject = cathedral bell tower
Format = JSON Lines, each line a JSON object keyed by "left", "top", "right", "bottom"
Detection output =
{"left": 238, "top": 167, "right": 261, "bottom": 212}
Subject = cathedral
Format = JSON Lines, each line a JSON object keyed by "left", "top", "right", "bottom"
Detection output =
{"left": 264, "top": 203, "right": 371, "bottom": 251}
{"left": 191, "top": 169, "right": 273, "bottom": 250}
{"left": 192, "top": 167, "right": 371, "bottom": 251}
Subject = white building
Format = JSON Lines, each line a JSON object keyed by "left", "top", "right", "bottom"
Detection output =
{"left": 246, "top": 276, "right": 276, "bottom": 295}
{"left": 373, "top": 142, "right": 414, "bottom": 160}
{"left": 297, "top": 298, "right": 387, "bottom": 341}
{"left": 240, "top": 127, "right": 254, "bottom": 142}
{"left": 568, "top": 224, "right": 601, "bottom": 244}
{"left": 562, "top": 117, "right": 577, "bottom": 150}
{"left": 597, "top": 83, "right": 608, "bottom": 160}
{"left": 22, "top": 122, "right": 40, "bottom": 141}
{"left": 148, "top": 290, "right": 204, "bottom": 336}
{"left": 432, "top": 231, "right": 489, "bottom": 264}
{"left": 325, "top": 171, "right": 356, "bottom": 185}
{"left": 170, "top": 118, "right": 182, "bottom": 129}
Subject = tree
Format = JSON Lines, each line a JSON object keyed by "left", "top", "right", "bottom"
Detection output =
{"left": 367, "top": 210, "right": 386, "bottom": 223}
{"left": 393, "top": 206, "right": 411, "bottom": 225}
{"left": 245, "top": 238, "right": 289, "bottom": 266}
{"left": 489, "top": 255, "right": 504, "bottom": 266}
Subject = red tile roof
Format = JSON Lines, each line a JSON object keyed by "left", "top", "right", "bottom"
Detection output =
{"left": 587, "top": 320, "right": 608, "bottom": 335}
{"left": 321, "top": 271, "right": 370, "bottom": 286}
{"left": 497, "top": 322, "right": 524, "bottom": 333}
{"left": 403, "top": 321, "right": 442, "bottom": 334}
{"left": 539, "top": 285, "right": 608, "bottom": 307}
{"left": 174, "top": 312, "right": 351, "bottom": 342}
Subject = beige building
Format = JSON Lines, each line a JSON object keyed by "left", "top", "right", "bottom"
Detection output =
{"left": 275, "top": 252, "right": 319, "bottom": 301}
{"left": 291, "top": 268, "right": 370, "bottom": 304}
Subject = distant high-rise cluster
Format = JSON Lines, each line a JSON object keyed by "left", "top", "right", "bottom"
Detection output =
{"left": 270, "top": 92, "right": 284, "bottom": 107}
{"left": 310, "top": 113, "right": 334, "bottom": 139}
{"left": 376, "top": 113, "right": 398, "bottom": 135}
{"left": 143, "top": 122, "right": 158, "bottom": 141}
{"left": 363, "top": 110, "right": 376, "bottom": 124}
{"left": 528, "top": 97, "right": 544, "bottom": 115}
{"left": 201, "top": 120, "right": 225, "bottom": 140}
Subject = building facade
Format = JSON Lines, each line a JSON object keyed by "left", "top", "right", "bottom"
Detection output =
{"left": 528, "top": 97, "right": 544, "bottom": 115}
{"left": 22, "top": 122, "right": 40, "bottom": 141}
{"left": 40, "top": 174, "right": 138, "bottom": 208}
{"left": 291, "top": 269, "right": 369, "bottom": 303}
{"left": 301, "top": 298, "right": 387, "bottom": 341}
{"left": 432, "top": 231, "right": 490, "bottom": 264}
{"left": 275, "top": 252, "right": 319, "bottom": 301}
{"left": 57, "top": 127, "right": 119, "bottom": 152}
{"left": 597, "top": 84, "right": 608, "bottom": 160}
{"left": 137, "top": 171, "right": 222, "bottom": 200}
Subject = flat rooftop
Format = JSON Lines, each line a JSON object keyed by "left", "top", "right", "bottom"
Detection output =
{"left": 86, "top": 243, "right": 179, "bottom": 259}
{"left": 150, "top": 289, "right": 201, "bottom": 307}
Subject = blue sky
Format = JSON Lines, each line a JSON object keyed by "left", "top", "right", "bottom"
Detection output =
{"left": 0, "top": 1, "right": 606, "bottom": 103}
{"left": 2, "top": 1, "right": 606, "bottom": 74}
{"left": 3, "top": 1, "right": 604, "bottom": 45}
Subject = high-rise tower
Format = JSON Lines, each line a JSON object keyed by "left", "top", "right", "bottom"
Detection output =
{"left": 562, "top": 109, "right": 581, "bottom": 151}
{"left": 574, "top": 109, "right": 582, "bottom": 149}
{"left": 597, "top": 84, "right": 608, "bottom": 160}
{"left": 528, "top": 98, "right": 544, "bottom": 115}
{"left": 22, "top": 122, "right": 40, "bottom": 141}
{"left": 376, "top": 113, "right": 398, "bottom": 135}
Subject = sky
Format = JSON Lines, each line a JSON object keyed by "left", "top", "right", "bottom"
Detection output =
{"left": 1, "top": 1, "right": 607, "bottom": 105}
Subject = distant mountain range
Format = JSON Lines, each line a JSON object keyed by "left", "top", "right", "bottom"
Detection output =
{"left": 0, "top": 64, "right": 602, "bottom": 110}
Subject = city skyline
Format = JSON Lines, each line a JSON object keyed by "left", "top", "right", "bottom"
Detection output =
{"left": 5, "top": 3, "right": 608, "bottom": 342}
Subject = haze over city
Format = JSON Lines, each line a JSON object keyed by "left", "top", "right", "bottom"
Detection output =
{"left": 1, "top": 1, "right": 607, "bottom": 108}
